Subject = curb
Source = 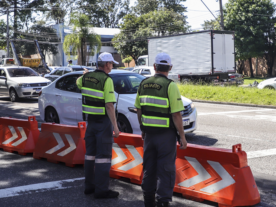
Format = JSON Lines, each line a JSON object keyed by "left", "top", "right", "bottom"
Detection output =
{"left": 192, "top": 99, "right": 276, "bottom": 109}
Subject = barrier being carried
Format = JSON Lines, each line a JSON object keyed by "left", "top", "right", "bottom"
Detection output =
{"left": 33, "top": 122, "right": 86, "bottom": 167}
{"left": 0, "top": 116, "right": 40, "bottom": 155}
{"left": 174, "top": 144, "right": 260, "bottom": 207}
{"left": 110, "top": 133, "right": 144, "bottom": 184}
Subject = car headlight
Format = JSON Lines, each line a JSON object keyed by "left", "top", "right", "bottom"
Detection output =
{"left": 18, "top": 83, "right": 31, "bottom": 87}
{"left": 190, "top": 102, "right": 195, "bottom": 109}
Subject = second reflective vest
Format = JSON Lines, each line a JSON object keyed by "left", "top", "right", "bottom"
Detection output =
{"left": 139, "top": 75, "right": 174, "bottom": 132}
{"left": 81, "top": 70, "right": 109, "bottom": 120}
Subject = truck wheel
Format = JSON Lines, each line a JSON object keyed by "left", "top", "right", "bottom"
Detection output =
{"left": 10, "top": 88, "right": 20, "bottom": 102}
{"left": 117, "top": 115, "right": 133, "bottom": 133}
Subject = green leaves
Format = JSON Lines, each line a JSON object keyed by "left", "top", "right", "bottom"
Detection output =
{"left": 63, "top": 13, "right": 101, "bottom": 64}
{"left": 112, "top": 8, "right": 189, "bottom": 61}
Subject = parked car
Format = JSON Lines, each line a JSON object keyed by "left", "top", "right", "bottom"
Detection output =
{"left": 257, "top": 78, "right": 276, "bottom": 90}
{"left": 124, "top": 67, "right": 134, "bottom": 71}
{"left": 38, "top": 70, "right": 197, "bottom": 134}
{"left": 0, "top": 66, "right": 51, "bottom": 102}
{"left": 132, "top": 66, "right": 180, "bottom": 82}
{"left": 44, "top": 65, "right": 94, "bottom": 82}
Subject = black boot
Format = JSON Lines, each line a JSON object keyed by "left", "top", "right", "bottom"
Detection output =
{"left": 143, "top": 193, "right": 156, "bottom": 207}
{"left": 156, "top": 201, "right": 169, "bottom": 207}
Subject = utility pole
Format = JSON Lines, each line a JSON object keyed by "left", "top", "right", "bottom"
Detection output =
{"left": 6, "top": 9, "right": 10, "bottom": 57}
{"left": 219, "top": 0, "right": 224, "bottom": 30}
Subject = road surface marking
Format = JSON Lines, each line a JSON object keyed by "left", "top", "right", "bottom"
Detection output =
{"left": 198, "top": 109, "right": 274, "bottom": 116}
{"left": 194, "top": 131, "right": 262, "bottom": 141}
{"left": 247, "top": 148, "right": 276, "bottom": 159}
{"left": 0, "top": 177, "right": 84, "bottom": 199}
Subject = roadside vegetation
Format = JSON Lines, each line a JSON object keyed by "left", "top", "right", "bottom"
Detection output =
{"left": 178, "top": 83, "right": 276, "bottom": 106}
{"left": 243, "top": 77, "right": 267, "bottom": 85}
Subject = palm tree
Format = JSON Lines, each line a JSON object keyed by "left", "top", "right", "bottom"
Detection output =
{"left": 63, "top": 12, "right": 101, "bottom": 65}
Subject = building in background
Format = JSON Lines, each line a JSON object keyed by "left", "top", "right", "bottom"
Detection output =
{"left": 45, "top": 24, "right": 123, "bottom": 67}
{"left": 0, "top": 50, "right": 7, "bottom": 61}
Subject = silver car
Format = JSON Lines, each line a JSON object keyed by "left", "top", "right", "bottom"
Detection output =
{"left": 0, "top": 66, "right": 51, "bottom": 102}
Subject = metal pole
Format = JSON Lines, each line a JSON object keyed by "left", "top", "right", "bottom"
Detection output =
{"left": 6, "top": 9, "right": 9, "bottom": 57}
{"left": 219, "top": 0, "right": 225, "bottom": 30}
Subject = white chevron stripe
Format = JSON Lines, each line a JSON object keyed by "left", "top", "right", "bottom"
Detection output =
{"left": 57, "top": 134, "right": 76, "bottom": 156}
{"left": 12, "top": 127, "right": 27, "bottom": 146}
{"left": 118, "top": 145, "right": 143, "bottom": 171}
{"left": 46, "top": 133, "right": 65, "bottom": 154}
{"left": 178, "top": 156, "right": 211, "bottom": 187}
{"left": 111, "top": 143, "right": 127, "bottom": 166}
{"left": 200, "top": 161, "right": 235, "bottom": 193}
{"left": 2, "top": 126, "right": 18, "bottom": 145}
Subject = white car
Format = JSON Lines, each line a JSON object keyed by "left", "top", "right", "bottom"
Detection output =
{"left": 38, "top": 70, "right": 197, "bottom": 134}
{"left": 132, "top": 66, "right": 180, "bottom": 83}
{"left": 257, "top": 78, "right": 276, "bottom": 90}
{"left": 0, "top": 66, "right": 51, "bottom": 101}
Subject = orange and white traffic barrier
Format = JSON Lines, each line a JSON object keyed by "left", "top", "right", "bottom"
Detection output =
{"left": 174, "top": 144, "right": 260, "bottom": 207}
{"left": 33, "top": 122, "right": 86, "bottom": 167}
{"left": 0, "top": 116, "right": 40, "bottom": 155}
{"left": 110, "top": 133, "right": 144, "bottom": 184}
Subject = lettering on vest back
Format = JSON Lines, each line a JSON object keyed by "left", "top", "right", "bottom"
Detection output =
{"left": 85, "top": 77, "right": 99, "bottom": 84}
{"left": 143, "top": 83, "right": 162, "bottom": 90}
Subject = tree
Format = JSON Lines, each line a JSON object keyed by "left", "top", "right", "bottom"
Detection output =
{"left": 76, "top": 0, "right": 130, "bottom": 28}
{"left": 201, "top": 19, "right": 221, "bottom": 30}
{"left": 133, "top": 0, "right": 187, "bottom": 16}
{"left": 122, "top": 56, "right": 133, "bottom": 67}
{"left": 224, "top": 0, "right": 275, "bottom": 78}
{"left": 0, "top": 0, "right": 44, "bottom": 38}
{"left": 0, "top": 20, "right": 7, "bottom": 50}
{"left": 43, "top": 0, "right": 69, "bottom": 24}
{"left": 113, "top": 9, "right": 189, "bottom": 62}
{"left": 63, "top": 13, "right": 101, "bottom": 65}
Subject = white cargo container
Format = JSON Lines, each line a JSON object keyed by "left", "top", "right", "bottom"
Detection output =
{"left": 147, "top": 30, "right": 236, "bottom": 81}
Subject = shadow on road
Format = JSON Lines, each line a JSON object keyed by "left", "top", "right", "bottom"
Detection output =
{"left": 0, "top": 96, "right": 38, "bottom": 103}
{"left": 186, "top": 133, "right": 218, "bottom": 147}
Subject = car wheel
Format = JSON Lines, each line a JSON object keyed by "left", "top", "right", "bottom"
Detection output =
{"left": 264, "top": 85, "right": 275, "bottom": 90}
{"left": 45, "top": 107, "right": 60, "bottom": 123}
{"left": 10, "top": 88, "right": 19, "bottom": 102}
{"left": 117, "top": 115, "right": 133, "bottom": 133}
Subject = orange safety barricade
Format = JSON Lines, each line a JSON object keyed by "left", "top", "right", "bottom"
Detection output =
{"left": 33, "top": 122, "right": 86, "bottom": 167}
{"left": 110, "top": 132, "right": 144, "bottom": 184}
{"left": 174, "top": 143, "right": 260, "bottom": 207}
{"left": 0, "top": 116, "right": 40, "bottom": 155}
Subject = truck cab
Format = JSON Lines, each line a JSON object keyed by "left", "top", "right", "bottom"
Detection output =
{"left": 0, "top": 58, "right": 16, "bottom": 67}
{"left": 135, "top": 55, "right": 148, "bottom": 68}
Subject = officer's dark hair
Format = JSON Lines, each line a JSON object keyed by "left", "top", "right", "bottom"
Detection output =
{"left": 155, "top": 61, "right": 171, "bottom": 72}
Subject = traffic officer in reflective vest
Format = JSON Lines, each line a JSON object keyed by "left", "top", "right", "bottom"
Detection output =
{"left": 76, "top": 52, "right": 120, "bottom": 199}
{"left": 135, "top": 53, "right": 188, "bottom": 207}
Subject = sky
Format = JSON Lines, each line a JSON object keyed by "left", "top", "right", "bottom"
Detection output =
{"left": 1, "top": 0, "right": 276, "bottom": 30}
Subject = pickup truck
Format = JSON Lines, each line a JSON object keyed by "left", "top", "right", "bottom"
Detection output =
{"left": 0, "top": 58, "right": 16, "bottom": 66}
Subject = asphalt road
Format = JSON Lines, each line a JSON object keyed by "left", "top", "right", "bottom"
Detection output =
{"left": 0, "top": 96, "right": 276, "bottom": 207}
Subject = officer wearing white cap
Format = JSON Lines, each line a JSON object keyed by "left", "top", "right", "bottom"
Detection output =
{"left": 76, "top": 52, "right": 120, "bottom": 199}
{"left": 135, "top": 52, "right": 187, "bottom": 207}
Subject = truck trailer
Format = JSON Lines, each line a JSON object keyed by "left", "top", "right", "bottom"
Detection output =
{"left": 145, "top": 30, "right": 236, "bottom": 82}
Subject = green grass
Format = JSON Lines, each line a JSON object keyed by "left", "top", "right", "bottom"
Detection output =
{"left": 243, "top": 77, "right": 266, "bottom": 85}
{"left": 178, "top": 84, "right": 276, "bottom": 106}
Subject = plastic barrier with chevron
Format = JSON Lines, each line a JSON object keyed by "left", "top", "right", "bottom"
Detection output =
{"left": 0, "top": 116, "right": 40, "bottom": 155}
{"left": 0, "top": 117, "right": 261, "bottom": 206}
{"left": 33, "top": 122, "right": 86, "bottom": 167}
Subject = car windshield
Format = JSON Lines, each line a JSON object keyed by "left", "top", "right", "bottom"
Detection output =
{"left": 110, "top": 73, "right": 145, "bottom": 94}
{"left": 7, "top": 68, "right": 38, "bottom": 77}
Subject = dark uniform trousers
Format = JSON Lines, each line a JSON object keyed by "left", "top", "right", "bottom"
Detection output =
{"left": 84, "top": 115, "right": 113, "bottom": 194}
{"left": 142, "top": 128, "right": 177, "bottom": 202}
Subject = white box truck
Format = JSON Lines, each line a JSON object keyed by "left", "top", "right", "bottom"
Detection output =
{"left": 138, "top": 30, "right": 238, "bottom": 82}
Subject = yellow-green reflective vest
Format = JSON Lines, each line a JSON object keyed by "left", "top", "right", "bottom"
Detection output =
{"left": 81, "top": 70, "right": 109, "bottom": 120}
{"left": 138, "top": 75, "right": 174, "bottom": 132}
